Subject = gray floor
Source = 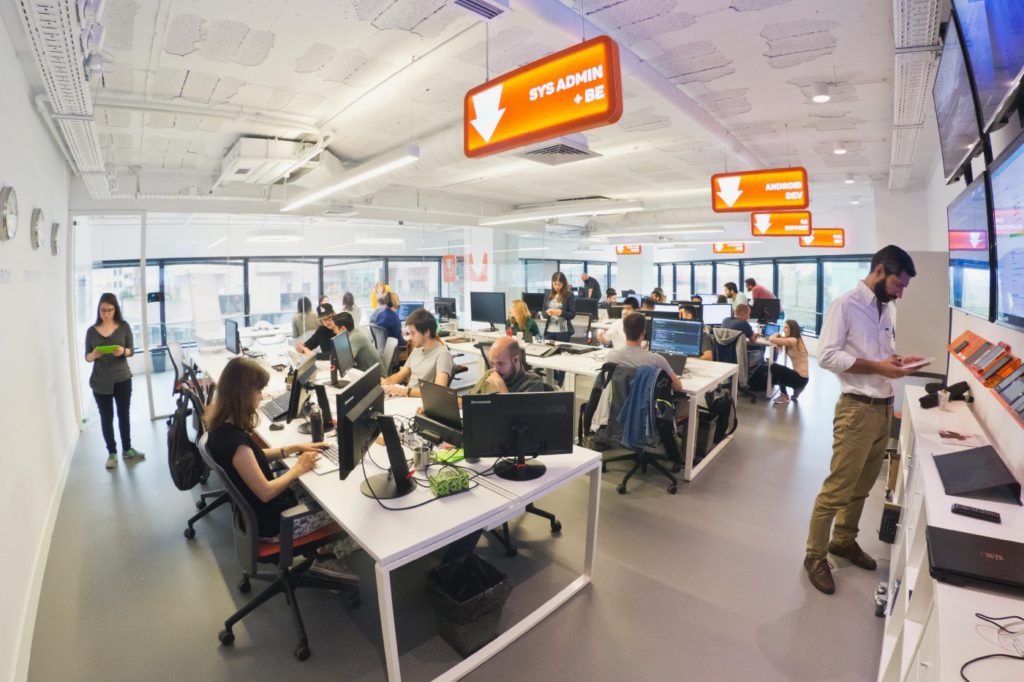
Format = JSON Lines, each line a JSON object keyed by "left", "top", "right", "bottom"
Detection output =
{"left": 31, "top": 367, "right": 895, "bottom": 682}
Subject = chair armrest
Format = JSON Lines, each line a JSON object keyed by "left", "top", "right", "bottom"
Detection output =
{"left": 277, "top": 501, "right": 322, "bottom": 568}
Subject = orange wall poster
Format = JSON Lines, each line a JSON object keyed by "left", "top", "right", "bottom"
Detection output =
{"left": 711, "top": 167, "right": 809, "bottom": 213}
{"left": 614, "top": 244, "right": 642, "bottom": 255}
{"left": 751, "top": 210, "right": 812, "bottom": 236}
{"left": 464, "top": 36, "right": 623, "bottom": 158}
{"left": 800, "top": 228, "right": 845, "bottom": 248}
{"left": 713, "top": 242, "right": 746, "bottom": 254}
{"left": 442, "top": 255, "right": 457, "bottom": 283}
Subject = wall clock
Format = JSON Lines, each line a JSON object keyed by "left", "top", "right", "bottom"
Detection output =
{"left": 51, "top": 222, "right": 60, "bottom": 256}
{"left": 30, "top": 208, "right": 44, "bottom": 249}
{"left": 0, "top": 186, "right": 17, "bottom": 241}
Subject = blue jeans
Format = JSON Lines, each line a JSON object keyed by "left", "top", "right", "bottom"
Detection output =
{"left": 545, "top": 331, "right": 572, "bottom": 384}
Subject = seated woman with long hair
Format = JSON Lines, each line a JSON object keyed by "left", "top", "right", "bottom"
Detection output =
{"left": 506, "top": 299, "right": 539, "bottom": 336}
{"left": 204, "top": 357, "right": 359, "bottom": 579}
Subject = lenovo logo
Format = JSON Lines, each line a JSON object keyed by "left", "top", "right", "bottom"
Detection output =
{"left": 980, "top": 551, "right": 1005, "bottom": 562}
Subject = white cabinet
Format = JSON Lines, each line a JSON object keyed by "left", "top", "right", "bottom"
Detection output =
{"left": 877, "top": 386, "right": 1024, "bottom": 682}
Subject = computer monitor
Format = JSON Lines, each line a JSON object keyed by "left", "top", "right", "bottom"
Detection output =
{"left": 702, "top": 303, "right": 732, "bottom": 326}
{"left": 286, "top": 354, "right": 318, "bottom": 424}
{"left": 461, "top": 391, "right": 574, "bottom": 481}
{"left": 225, "top": 319, "right": 240, "bottom": 355}
{"left": 649, "top": 318, "right": 703, "bottom": 357}
{"left": 653, "top": 303, "right": 677, "bottom": 314}
{"left": 750, "top": 298, "right": 782, "bottom": 324}
{"left": 434, "top": 296, "right": 456, "bottom": 320}
{"left": 398, "top": 301, "right": 423, "bottom": 321}
{"left": 763, "top": 323, "right": 781, "bottom": 337}
{"left": 415, "top": 381, "right": 463, "bottom": 446}
{"left": 470, "top": 291, "right": 506, "bottom": 330}
{"left": 521, "top": 292, "right": 546, "bottom": 315}
{"left": 575, "top": 297, "right": 598, "bottom": 317}
{"left": 608, "top": 305, "right": 625, "bottom": 319}
{"left": 331, "top": 331, "right": 355, "bottom": 375}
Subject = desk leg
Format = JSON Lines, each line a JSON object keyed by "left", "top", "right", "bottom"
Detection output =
{"left": 732, "top": 370, "right": 739, "bottom": 404}
{"left": 564, "top": 372, "right": 576, "bottom": 393}
{"left": 375, "top": 562, "right": 401, "bottom": 682}
{"left": 683, "top": 392, "right": 698, "bottom": 481}
{"left": 584, "top": 467, "right": 601, "bottom": 579}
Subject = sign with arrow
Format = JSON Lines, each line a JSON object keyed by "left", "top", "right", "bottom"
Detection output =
{"left": 751, "top": 210, "right": 812, "bottom": 237}
{"left": 948, "top": 230, "right": 988, "bottom": 251}
{"left": 713, "top": 242, "right": 746, "bottom": 254}
{"left": 711, "top": 167, "right": 809, "bottom": 213}
{"left": 799, "top": 228, "right": 845, "bottom": 248}
{"left": 615, "top": 244, "right": 642, "bottom": 255}
{"left": 464, "top": 36, "right": 623, "bottom": 158}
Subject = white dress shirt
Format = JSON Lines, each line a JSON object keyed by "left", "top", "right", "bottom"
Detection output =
{"left": 817, "top": 281, "right": 897, "bottom": 399}
{"left": 603, "top": 318, "right": 627, "bottom": 348}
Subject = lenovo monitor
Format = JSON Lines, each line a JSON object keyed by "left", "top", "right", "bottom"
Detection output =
{"left": 470, "top": 291, "right": 506, "bottom": 330}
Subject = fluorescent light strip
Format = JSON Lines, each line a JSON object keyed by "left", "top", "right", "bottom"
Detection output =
{"left": 479, "top": 200, "right": 643, "bottom": 226}
{"left": 594, "top": 227, "right": 725, "bottom": 239}
{"left": 281, "top": 145, "right": 420, "bottom": 212}
{"left": 206, "top": 236, "right": 228, "bottom": 249}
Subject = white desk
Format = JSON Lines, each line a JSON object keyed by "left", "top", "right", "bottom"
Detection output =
{"left": 189, "top": 349, "right": 602, "bottom": 682}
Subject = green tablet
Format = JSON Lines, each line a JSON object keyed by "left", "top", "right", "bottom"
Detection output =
{"left": 94, "top": 345, "right": 118, "bottom": 355}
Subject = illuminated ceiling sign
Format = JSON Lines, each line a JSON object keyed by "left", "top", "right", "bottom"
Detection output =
{"left": 615, "top": 244, "right": 642, "bottom": 255}
{"left": 948, "top": 230, "right": 988, "bottom": 250}
{"left": 464, "top": 35, "right": 623, "bottom": 158}
{"left": 713, "top": 242, "right": 746, "bottom": 254}
{"left": 711, "top": 167, "right": 809, "bottom": 213}
{"left": 751, "top": 210, "right": 812, "bottom": 236}
{"left": 800, "top": 228, "right": 845, "bottom": 248}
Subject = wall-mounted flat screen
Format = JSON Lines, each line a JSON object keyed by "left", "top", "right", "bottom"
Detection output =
{"left": 953, "top": 0, "right": 1024, "bottom": 132}
{"left": 991, "top": 128, "right": 1024, "bottom": 331}
{"left": 946, "top": 173, "right": 992, "bottom": 319}
{"left": 933, "top": 12, "right": 982, "bottom": 183}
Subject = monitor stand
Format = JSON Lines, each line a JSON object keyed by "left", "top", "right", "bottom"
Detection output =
{"left": 296, "top": 421, "right": 334, "bottom": 435}
{"left": 360, "top": 415, "right": 416, "bottom": 499}
{"left": 494, "top": 422, "right": 547, "bottom": 481}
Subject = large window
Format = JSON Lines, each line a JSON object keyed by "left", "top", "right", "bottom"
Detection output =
{"left": 693, "top": 264, "right": 714, "bottom": 297}
{"left": 674, "top": 264, "right": 692, "bottom": 300}
{"left": 608, "top": 263, "right": 618, "bottom": 291}
{"left": 323, "top": 258, "right": 384, "bottom": 311}
{"left": 164, "top": 261, "right": 244, "bottom": 344}
{"left": 742, "top": 262, "right": 774, "bottom": 296}
{"left": 387, "top": 259, "right": 440, "bottom": 309}
{"left": 823, "top": 259, "right": 870, "bottom": 314}
{"left": 247, "top": 260, "right": 319, "bottom": 325}
{"left": 715, "top": 261, "right": 740, "bottom": 295}
{"left": 525, "top": 260, "right": 557, "bottom": 292}
{"left": 559, "top": 261, "right": 585, "bottom": 288}
{"left": 778, "top": 261, "right": 819, "bottom": 332}
{"left": 83, "top": 265, "right": 161, "bottom": 347}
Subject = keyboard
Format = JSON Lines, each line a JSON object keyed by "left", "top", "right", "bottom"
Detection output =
{"left": 313, "top": 443, "right": 340, "bottom": 475}
{"left": 261, "top": 392, "right": 290, "bottom": 420}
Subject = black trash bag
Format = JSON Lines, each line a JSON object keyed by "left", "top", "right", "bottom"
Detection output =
{"left": 426, "top": 553, "right": 513, "bottom": 657}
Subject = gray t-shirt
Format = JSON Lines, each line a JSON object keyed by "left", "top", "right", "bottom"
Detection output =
{"left": 606, "top": 345, "right": 675, "bottom": 378}
{"left": 85, "top": 322, "right": 134, "bottom": 394}
{"left": 348, "top": 327, "right": 381, "bottom": 371}
{"left": 403, "top": 342, "right": 454, "bottom": 387}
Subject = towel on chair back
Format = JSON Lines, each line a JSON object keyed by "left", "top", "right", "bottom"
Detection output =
{"left": 617, "top": 365, "right": 661, "bottom": 450}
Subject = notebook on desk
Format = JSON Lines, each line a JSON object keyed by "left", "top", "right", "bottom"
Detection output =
{"left": 927, "top": 526, "right": 1024, "bottom": 594}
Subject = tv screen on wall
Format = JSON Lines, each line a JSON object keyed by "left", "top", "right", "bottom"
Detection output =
{"left": 933, "top": 11, "right": 982, "bottom": 183}
{"left": 953, "top": 0, "right": 1024, "bottom": 133}
{"left": 946, "top": 173, "right": 992, "bottom": 320}
{"left": 990, "top": 128, "right": 1024, "bottom": 331}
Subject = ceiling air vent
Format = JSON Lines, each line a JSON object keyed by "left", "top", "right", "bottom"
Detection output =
{"left": 453, "top": 0, "right": 509, "bottom": 21}
{"left": 513, "top": 134, "right": 602, "bottom": 166}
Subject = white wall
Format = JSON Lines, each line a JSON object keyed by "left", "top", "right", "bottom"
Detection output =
{"left": 0, "top": 11, "right": 75, "bottom": 682}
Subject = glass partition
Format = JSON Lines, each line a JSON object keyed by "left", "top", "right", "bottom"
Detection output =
{"left": 323, "top": 258, "right": 385, "bottom": 312}
{"left": 693, "top": 263, "right": 714, "bottom": 298}
{"left": 777, "top": 260, "right": 820, "bottom": 332}
{"left": 387, "top": 258, "right": 440, "bottom": 311}
{"left": 742, "top": 262, "right": 775, "bottom": 296}
{"left": 715, "top": 261, "right": 740, "bottom": 296}
{"left": 247, "top": 259, "right": 319, "bottom": 325}
{"left": 823, "top": 260, "right": 870, "bottom": 314}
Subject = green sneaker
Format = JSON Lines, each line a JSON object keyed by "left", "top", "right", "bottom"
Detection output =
{"left": 122, "top": 448, "right": 145, "bottom": 461}
{"left": 106, "top": 454, "right": 118, "bottom": 469}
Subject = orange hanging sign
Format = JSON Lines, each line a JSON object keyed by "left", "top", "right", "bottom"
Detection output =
{"left": 615, "top": 244, "right": 642, "bottom": 255}
{"left": 800, "top": 229, "right": 845, "bottom": 248}
{"left": 751, "top": 211, "right": 812, "bottom": 236}
{"left": 711, "top": 167, "right": 809, "bottom": 213}
{"left": 464, "top": 35, "right": 623, "bottom": 158}
{"left": 948, "top": 230, "right": 988, "bottom": 251}
{"left": 713, "top": 242, "right": 746, "bottom": 254}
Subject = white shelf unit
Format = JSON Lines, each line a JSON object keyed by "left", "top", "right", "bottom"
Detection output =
{"left": 877, "top": 385, "right": 1024, "bottom": 682}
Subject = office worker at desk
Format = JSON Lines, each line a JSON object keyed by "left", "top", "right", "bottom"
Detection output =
{"left": 382, "top": 309, "right": 452, "bottom": 397}
{"left": 722, "top": 303, "right": 760, "bottom": 342}
{"left": 374, "top": 292, "right": 406, "bottom": 348}
{"left": 507, "top": 299, "right": 540, "bottom": 337}
{"left": 205, "top": 357, "right": 359, "bottom": 579}
{"left": 334, "top": 312, "right": 380, "bottom": 371}
{"left": 85, "top": 292, "right": 145, "bottom": 469}
{"left": 467, "top": 336, "right": 546, "bottom": 395}
{"left": 606, "top": 313, "right": 684, "bottom": 393}
{"left": 294, "top": 304, "right": 342, "bottom": 357}
{"left": 338, "top": 291, "right": 362, "bottom": 327}
{"left": 678, "top": 306, "right": 714, "bottom": 361}
{"left": 598, "top": 296, "right": 638, "bottom": 348}
{"left": 292, "top": 296, "right": 319, "bottom": 339}
{"left": 804, "top": 245, "right": 921, "bottom": 595}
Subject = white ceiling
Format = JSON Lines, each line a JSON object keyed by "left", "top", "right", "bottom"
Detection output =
{"left": 12, "top": 0, "right": 914, "bottom": 219}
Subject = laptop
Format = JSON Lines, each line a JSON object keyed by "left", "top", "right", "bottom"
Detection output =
{"left": 608, "top": 305, "right": 624, "bottom": 319}
{"left": 927, "top": 526, "right": 1024, "bottom": 594}
{"left": 416, "top": 381, "right": 464, "bottom": 446}
{"left": 657, "top": 351, "right": 687, "bottom": 375}
{"left": 763, "top": 323, "right": 781, "bottom": 337}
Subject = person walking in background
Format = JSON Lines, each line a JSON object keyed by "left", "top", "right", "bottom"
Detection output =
{"left": 85, "top": 293, "right": 144, "bottom": 469}
{"left": 768, "top": 319, "right": 809, "bottom": 405}
{"left": 804, "top": 246, "right": 921, "bottom": 595}
{"left": 339, "top": 291, "right": 362, "bottom": 326}
{"left": 370, "top": 281, "right": 391, "bottom": 311}
{"left": 724, "top": 282, "right": 747, "bottom": 310}
{"left": 507, "top": 299, "right": 540, "bottom": 337}
{"left": 292, "top": 297, "right": 319, "bottom": 339}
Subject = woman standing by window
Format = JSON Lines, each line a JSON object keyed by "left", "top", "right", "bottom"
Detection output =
{"left": 340, "top": 291, "right": 362, "bottom": 326}
{"left": 85, "top": 293, "right": 144, "bottom": 469}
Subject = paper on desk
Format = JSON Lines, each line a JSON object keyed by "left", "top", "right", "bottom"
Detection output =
{"left": 919, "top": 429, "right": 989, "bottom": 451}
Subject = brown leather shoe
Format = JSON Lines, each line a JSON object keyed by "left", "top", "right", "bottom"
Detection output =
{"left": 828, "top": 540, "right": 877, "bottom": 570}
{"left": 804, "top": 556, "right": 835, "bottom": 594}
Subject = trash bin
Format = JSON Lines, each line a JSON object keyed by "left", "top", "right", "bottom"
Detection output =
{"left": 151, "top": 348, "right": 168, "bottom": 373}
{"left": 426, "top": 553, "right": 512, "bottom": 657}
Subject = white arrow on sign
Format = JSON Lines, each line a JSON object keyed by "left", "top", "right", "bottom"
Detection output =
{"left": 969, "top": 232, "right": 981, "bottom": 247}
{"left": 470, "top": 85, "right": 506, "bottom": 144}
{"left": 716, "top": 176, "right": 743, "bottom": 207}
{"left": 754, "top": 214, "right": 772, "bottom": 234}
{"left": 801, "top": 235, "right": 814, "bottom": 246}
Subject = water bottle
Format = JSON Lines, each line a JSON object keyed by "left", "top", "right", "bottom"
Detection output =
{"left": 309, "top": 403, "right": 324, "bottom": 443}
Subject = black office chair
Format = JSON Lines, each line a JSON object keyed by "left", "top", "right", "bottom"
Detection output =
{"left": 711, "top": 327, "right": 760, "bottom": 404}
{"left": 197, "top": 433, "right": 360, "bottom": 661}
{"left": 173, "top": 385, "right": 230, "bottom": 539}
{"left": 368, "top": 324, "right": 387, "bottom": 352}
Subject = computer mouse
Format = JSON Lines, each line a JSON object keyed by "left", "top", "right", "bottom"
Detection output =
{"left": 269, "top": 423, "right": 284, "bottom": 431}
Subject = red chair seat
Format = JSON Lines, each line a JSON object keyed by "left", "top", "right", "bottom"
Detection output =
{"left": 257, "top": 522, "right": 342, "bottom": 558}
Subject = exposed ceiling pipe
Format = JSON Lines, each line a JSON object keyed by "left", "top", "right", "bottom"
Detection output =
{"left": 94, "top": 94, "right": 322, "bottom": 136}
{"left": 514, "top": 0, "right": 765, "bottom": 170}
{"left": 34, "top": 95, "right": 81, "bottom": 176}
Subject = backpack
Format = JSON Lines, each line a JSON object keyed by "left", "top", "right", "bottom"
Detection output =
{"left": 704, "top": 384, "right": 738, "bottom": 443}
{"left": 577, "top": 362, "right": 619, "bottom": 446}
{"left": 167, "top": 386, "right": 206, "bottom": 491}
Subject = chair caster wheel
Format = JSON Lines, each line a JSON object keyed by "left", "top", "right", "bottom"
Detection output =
{"left": 505, "top": 546, "right": 518, "bottom": 557}
{"left": 237, "top": 579, "right": 251, "bottom": 594}
{"left": 347, "top": 594, "right": 361, "bottom": 609}
{"left": 668, "top": 484, "right": 678, "bottom": 494}
{"left": 199, "top": 472, "right": 210, "bottom": 485}
{"left": 195, "top": 499, "right": 207, "bottom": 510}
{"left": 550, "top": 521, "right": 562, "bottom": 533}
{"left": 616, "top": 484, "right": 627, "bottom": 495}
{"left": 671, "top": 464, "right": 682, "bottom": 473}
{"left": 294, "top": 644, "right": 311, "bottom": 661}
{"left": 184, "top": 527, "right": 196, "bottom": 539}
{"left": 218, "top": 629, "right": 235, "bottom": 646}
